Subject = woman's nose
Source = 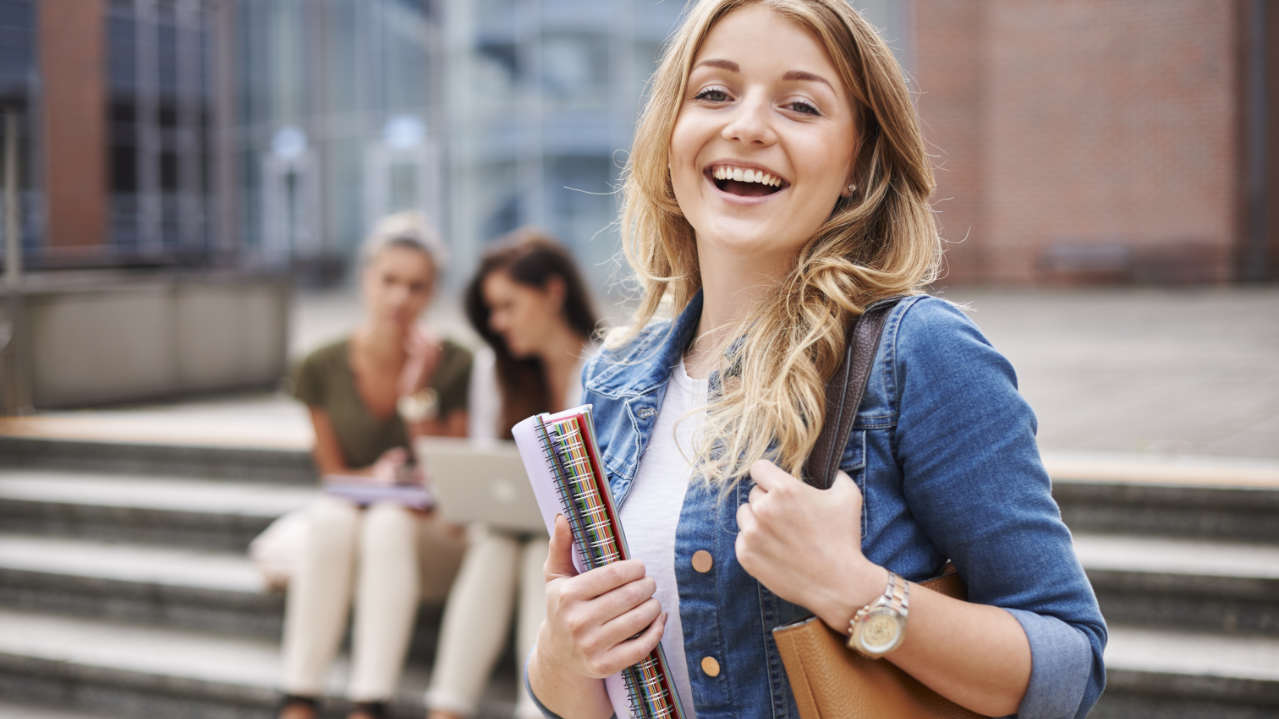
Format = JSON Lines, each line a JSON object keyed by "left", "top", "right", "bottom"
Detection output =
{"left": 721, "top": 92, "right": 776, "bottom": 145}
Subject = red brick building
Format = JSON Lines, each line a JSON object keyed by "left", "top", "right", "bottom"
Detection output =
{"left": 913, "top": 0, "right": 1278, "bottom": 284}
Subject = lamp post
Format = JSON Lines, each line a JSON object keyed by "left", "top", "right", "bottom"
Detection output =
{"left": 2, "top": 106, "right": 30, "bottom": 414}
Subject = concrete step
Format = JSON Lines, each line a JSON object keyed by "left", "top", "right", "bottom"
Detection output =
{"left": 0, "top": 435, "right": 314, "bottom": 485}
{"left": 1075, "top": 533, "right": 1279, "bottom": 636}
{"left": 0, "top": 702, "right": 122, "bottom": 719}
{"left": 0, "top": 534, "right": 281, "bottom": 639}
{"left": 1051, "top": 457, "right": 1279, "bottom": 543}
{"left": 1, "top": 606, "right": 1275, "bottom": 719}
{"left": 1097, "top": 624, "right": 1279, "bottom": 719}
{"left": 0, "top": 534, "right": 448, "bottom": 662}
{"left": 0, "top": 608, "right": 520, "bottom": 719}
{"left": 8, "top": 527, "right": 1277, "bottom": 644}
{"left": 0, "top": 469, "right": 314, "bottom": 551}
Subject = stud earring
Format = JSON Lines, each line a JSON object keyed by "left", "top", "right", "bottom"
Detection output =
{"left": 846, "top": 183, "right": 857, "bottom": 193}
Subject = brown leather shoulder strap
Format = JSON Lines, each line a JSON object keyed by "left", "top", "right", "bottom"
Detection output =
{"left": 802, "top": 298, "right": 900, "bottom": 490}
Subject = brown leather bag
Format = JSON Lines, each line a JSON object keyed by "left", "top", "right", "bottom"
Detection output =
{"left": 771, "top": 300, "right": 983, "bottom": 719}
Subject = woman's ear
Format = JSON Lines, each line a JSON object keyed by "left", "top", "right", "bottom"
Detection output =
{"left": 544, "top": 275, "right": 567, "bottom": 311}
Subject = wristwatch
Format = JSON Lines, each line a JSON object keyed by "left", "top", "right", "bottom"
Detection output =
{"left": 397, "top": 387, "right": 439, "bottom": 423}
{"left": 847, "top": 570, "right": 910, "bottom": 658}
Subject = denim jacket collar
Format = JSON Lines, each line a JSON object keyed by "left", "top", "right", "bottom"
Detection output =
{"left": 586, "top": 290, "right": 704, "bottom": 399}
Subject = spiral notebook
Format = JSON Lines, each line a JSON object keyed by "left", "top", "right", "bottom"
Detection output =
{"left": 511, "top": 405, "right": 689, "bottom": 719}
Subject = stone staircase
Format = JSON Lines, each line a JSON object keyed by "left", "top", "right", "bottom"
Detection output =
{"left": 1054, "top": 466, "right": 1279, "bottom": 719}
{"left": 0, "top": 436, "right": 521, "bottom": 719}
{"left": 0, "top": 435, "right": 1277, "bottom": 718}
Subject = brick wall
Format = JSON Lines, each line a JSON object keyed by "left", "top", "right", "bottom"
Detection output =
{"left": 39, "top": 0, "right": 107, "bottom": 251}
{"left": 915, "top": 0, "right": 1251, "bottom": 284}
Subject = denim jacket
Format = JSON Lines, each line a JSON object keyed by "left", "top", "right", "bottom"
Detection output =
{"left": 533, "top": 292, "right": 1106, "bottom": 719}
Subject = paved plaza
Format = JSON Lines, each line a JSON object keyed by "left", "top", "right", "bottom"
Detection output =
{"left": 8, "top": 284, "right": 1278, "bottom": 467}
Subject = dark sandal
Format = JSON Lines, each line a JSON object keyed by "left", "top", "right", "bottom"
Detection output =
{"left": 278, "top": 694, "right": 319, "bottom": 717}
{"left": 349, "top": 700, "right": 388, "bottom": 719}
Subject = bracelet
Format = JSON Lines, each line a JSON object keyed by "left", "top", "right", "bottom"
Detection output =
{"left": 397, "top": 387, "right": 439, "bottom": 423}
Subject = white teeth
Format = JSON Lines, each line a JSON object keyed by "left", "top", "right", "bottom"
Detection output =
{"left": 710, "top": 165, "right": 784, "bottom": 188}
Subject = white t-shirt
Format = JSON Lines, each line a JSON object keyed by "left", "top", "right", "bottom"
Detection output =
{"left": 605, "top": 359, "right": 707, "bottom": 719}
{"left": 465, "top": 345, "right": 593, "bottom": 440}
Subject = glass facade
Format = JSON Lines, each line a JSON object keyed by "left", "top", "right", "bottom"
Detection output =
{"left": 440, "top": 0, "right": 910, "bottom": 295}
{"left": 1, "top": 0, "right": 910, "bottom": 284}
{"left": 228, "top": 0, "right": 443, "bottom": 277}
{"left": 0, "top": 0, "right": 40, "bottom": 263}
{"left": 441, "top": 0, "right": 684, "bottom": 292}
{"left": 104, "top": 0, "right": 214, "bottom": 263}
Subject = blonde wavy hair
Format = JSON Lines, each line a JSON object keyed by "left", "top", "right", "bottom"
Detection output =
{"left": 613, "top": 0, "right": 942, "bottom": 486}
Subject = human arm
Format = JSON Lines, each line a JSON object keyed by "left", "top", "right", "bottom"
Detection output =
{"left": 526, "top": 514, "right": 665, "bottom": 718}
{"left": 466, "top": 347, "right": 500, "bottom": 440}
{"left": 738, "top": 463, "right": 1030, "bottom": 717}
{"left": 400, "top": 331, "right": 471, "bottom": 439}
{"left": 736, "top": 298, "right": 1105, "bottom": 719}
{"left": 305, "top": 405, "right": 413, "bottom": 483}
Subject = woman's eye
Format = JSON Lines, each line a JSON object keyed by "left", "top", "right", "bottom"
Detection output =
{"left": 694, "top": 87, "right": 730, "bottom": 103}
{"left": 785, "top": 100, "right": 821, "bottom": 116}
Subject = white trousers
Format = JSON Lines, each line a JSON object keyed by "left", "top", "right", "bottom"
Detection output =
{"left": 281, "top": 496, "right": 466, "bottom": 701}
{"left": 425, "top": 525, "right": 548, "bottom": 719}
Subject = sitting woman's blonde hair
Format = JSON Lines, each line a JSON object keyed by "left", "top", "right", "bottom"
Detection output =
{"left": 613, "top": 0, "right": 942, "bottom": 486}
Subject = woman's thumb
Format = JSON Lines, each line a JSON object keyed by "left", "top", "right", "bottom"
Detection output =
{"left": 544, "top": 514, "right": 578, "bottom": 581}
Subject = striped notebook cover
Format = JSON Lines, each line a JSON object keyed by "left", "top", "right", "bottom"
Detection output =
{"left": 512, "top": 405, "right": 689, "bottom": 719}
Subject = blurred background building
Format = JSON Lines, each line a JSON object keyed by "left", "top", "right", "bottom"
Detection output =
{"left": 0, "top": 0, "right": 1275, "bottom": 410}
{"left": 0, "top": 0, "right": 910, "bottom": 283}
{"left": 10, "top": 0, "right": 1271, "bottom": 285}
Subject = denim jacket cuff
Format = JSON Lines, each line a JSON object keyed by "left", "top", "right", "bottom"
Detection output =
{"left": 523, "top": 662, "right": 565, "bottom": 719}
{"left": 1006, "top": 607, "right": 1093, "bottom": 719}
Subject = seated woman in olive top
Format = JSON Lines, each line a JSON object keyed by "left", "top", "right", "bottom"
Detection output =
{"left": 279, "top": 212, "right": 473, "bottom": 719}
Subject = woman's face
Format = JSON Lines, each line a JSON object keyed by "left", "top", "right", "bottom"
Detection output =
{"left": 362, "top": 245, "right": 436, "bottom": 331}
{"left": 482, "top": 269, "right": 563, "bottom": 359}
{"left": 668, "top": 4, "right": 858, "bottom": 266}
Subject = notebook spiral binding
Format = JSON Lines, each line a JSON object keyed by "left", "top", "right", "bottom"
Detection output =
{"left": 531, "top": 412, "right": 687, "bottom": 719}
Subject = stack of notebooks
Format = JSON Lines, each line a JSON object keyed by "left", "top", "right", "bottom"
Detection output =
{"left": 513, "top": 405, "right": 689, "bottom": 719}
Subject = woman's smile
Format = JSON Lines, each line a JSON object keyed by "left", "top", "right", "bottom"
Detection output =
{"left": 668, "top": 4, "right": 857, "bottom": 261}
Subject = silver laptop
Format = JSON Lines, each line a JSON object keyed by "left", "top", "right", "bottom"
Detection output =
{"left": 414, "top": 437, "right": 546, "bottom": 534}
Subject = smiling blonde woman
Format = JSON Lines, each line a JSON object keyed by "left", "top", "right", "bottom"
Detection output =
{"left": 525, "top": 2, "right": 1106, "bottom": 719}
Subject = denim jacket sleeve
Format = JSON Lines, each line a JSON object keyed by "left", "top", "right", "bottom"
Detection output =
{"left": 891, "top": 298, "right": 1107, "bottom": 719}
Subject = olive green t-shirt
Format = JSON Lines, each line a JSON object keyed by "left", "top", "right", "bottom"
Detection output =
{"left": 287, "top": 336, "right": 473, "bottom": 469}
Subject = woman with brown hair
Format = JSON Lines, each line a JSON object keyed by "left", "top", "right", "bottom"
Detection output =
{"left": 525, "top": 2, "right": 1106, "bottom": 718}
{"left": 424, "top": 229, "right": 600, "bottom": 719}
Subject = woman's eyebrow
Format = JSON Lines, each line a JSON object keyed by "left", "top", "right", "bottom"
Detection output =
{"left": 693, "top": 58, "right": 739, "bottom": 72}
{"left": 782, "top": 69, "right": 835, "bottom": 93}
{"left": 692, "top": 59, "right": 835, "bottom": 94}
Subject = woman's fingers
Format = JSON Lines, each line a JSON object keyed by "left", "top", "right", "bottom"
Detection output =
{"left": 544, "top": 514, "right": 578, "bottom": 581}
{"left": 587, "top": 610, "right": 668, "bottom": 678}
{"left": 560, "top": 558, "right": 648, "bottom": 600}
{"left": 748, "top": 458, "right": 794, "bottom": 491}
{"left": 594, "top": 595, "right": 662, "bottom": 648}
{"left": 585, "top": 575, "right": 657, "bottom": 627}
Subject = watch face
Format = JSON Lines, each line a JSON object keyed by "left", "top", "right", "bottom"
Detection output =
{"left": 858, "top": 608, "right": 904, "bottom": 654}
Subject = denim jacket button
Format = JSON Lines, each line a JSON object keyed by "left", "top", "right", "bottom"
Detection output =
{"left": 700, "top": 656, "right": 721, "bottom": 677}
{"left": 637, "top": 406, "right": 655, "bottom": 419}
{"left": 691, "top": 550, "right": 713, "bottom": 573}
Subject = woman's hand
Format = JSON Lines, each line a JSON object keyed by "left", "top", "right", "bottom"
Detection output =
{"left": 735, "top": 459, "right": 886, "bottom": 632}
{"left": 535, "top": 514, "right": 667, "bottom": 679}
{"left": 370, "top": 447, "right": 411, "bottom": 486}
{"left": 399, "top": 327, "right": 443, "bottom": 396}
